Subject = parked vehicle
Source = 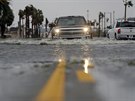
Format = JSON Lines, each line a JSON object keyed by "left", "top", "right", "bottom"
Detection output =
{"left": 49, "top": 16, "right": 92, "bottom": 39}
{"left": 108, "top": 20, "right": 135, "bottom": 40}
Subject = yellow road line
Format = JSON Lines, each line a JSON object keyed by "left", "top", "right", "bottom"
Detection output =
{"left": 76, "top": 70, "right": 95, "bottom": 83}
{"left": 35, "top": 60, "right": 66, "bottom": 101}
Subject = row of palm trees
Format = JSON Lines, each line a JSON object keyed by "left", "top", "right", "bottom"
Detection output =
{"left": 0, "top": 0, "right": 133, "bottom": 39}
{"left": 0, "top": 0, "right": 14, "bottom": 38}
{"left": 18, "top": 5, "right": 44, "bottom": 38}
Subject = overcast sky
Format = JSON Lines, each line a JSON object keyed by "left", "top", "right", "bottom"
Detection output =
{"left": 10, "top": 0, "right": 135, "bottom": 26}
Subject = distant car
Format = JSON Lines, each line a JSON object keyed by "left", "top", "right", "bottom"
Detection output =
{"left": 108, "top": 20, "right": 135, "bottom": 40}
{"left": 49, "top": 16, "right": 92, "bottom": 39}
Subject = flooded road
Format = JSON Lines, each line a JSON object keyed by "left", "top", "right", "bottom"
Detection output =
{"left": 0, "top": 38, "right": 135, "bottom": 101}
{"left": 90, "top": 44, "right": 135, "bottom": 101}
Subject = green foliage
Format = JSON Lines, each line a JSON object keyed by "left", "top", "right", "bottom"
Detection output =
{"left": 0, "top": 0, "right": 14, "bottom": 26}
{"left": 20, "top": 5, "right": 44, "bottom": 26}
{"left": 31, "top": 8, "right": 44, "bottom": 26}
{"left": 0, "top": 0, "right": 14, "bottom": 37}
{"left": 5, "top": 6, "right": 14, "bottom": 26}
{"left": 18, "top": 10, "right": 24, "bottom": 19}
{"left": 18, "top": 4, "right": 44, "bottom": 38}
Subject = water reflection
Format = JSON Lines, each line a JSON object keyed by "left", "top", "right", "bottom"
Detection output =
{"left": 83, "top": 58, "right": 89, "bottom": 74}
{"left": 54, "top": 44, "right": 66, "bottom": 62}
{"left": 81, "top": 44, "right": 94, "bottom": 74}
{"left": 81, "top": 44, "right": 90, "bottom": 58}
{"left": 83, "top": 58, "right": 94, "bottom": 74}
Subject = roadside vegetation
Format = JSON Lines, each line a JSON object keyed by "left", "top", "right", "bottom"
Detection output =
{"left": 0, "top": 0, "right": 14, "bottom": 38}
{"left": 0, "top": 0, "right": 134, "bottom": 39}
{"left": 18, "top": 5, "right": 44, "bottom": 38}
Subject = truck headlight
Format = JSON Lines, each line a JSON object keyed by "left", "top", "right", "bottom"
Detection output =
{"left": 55, "top": 28, "right": 60, "bottom": 33}
{"left": 83, "top": 27, "right": 89, "bottom": 32}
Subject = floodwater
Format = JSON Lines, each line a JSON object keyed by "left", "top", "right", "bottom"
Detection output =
{"left": 0, "top": 38, "right": 135, "bottom": 101}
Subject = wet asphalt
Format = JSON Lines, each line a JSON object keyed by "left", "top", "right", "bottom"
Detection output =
{"left": 0, "top": 40, "right": 135, "bottom": 101}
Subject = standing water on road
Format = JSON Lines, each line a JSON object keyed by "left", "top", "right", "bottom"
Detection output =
{"left": 0, "top": 38, "right": 135, "bottom": 101}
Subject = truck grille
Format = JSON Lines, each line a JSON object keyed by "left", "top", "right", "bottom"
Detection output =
{"left": 60, "top": 32, "right": 83, "bottom": 35}
{"left": 60, "top": 29, "right": 83, "bottom": 32}
{"left": 59, "top": 28, "right": 84, "bottom": 35}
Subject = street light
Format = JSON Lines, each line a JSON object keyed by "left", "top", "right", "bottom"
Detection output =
{"left": 104, "top": 12, "right": 112, "bottom": 26}
{"left": 87, "top": 9, "right": 89, "bottom": 21}
{"left": 123, "top": 0, "right": 133, "bottom": 21}
{"left": 103, "top": 11, "right": 115, "bottom": 37}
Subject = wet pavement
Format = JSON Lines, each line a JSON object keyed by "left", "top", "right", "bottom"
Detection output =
{"left": 90, "top": 43, "right": 135, "bottom": 101}
{"left": 0, "top": 38, "right": 135, "bottom": 101}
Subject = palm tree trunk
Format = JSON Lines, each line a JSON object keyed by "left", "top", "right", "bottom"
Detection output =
{"left": 1, "top": 24, "right": 6, "bottom": 38}
{"left": 25, "top": 15, "right": 29, "bottom": 38}
{"left": 22, "top": 19, "right": 24, "bottom": 38}
{"left": 98, "top": 14, "right": 101, "bottom": 37}
{"left": 25, "top": 15, "right": 27, "bottom": 38}
{"left": 32, "top": 23, "right": 34, "bottom": 38}
{"left": 27, "top": 16, "right": 30, "bottom": 38}
{"left": 19, "top": 17, "right": 21, "bottom": 38}
{"left": 124, "top": 4, "right": 127, "bottom": 21}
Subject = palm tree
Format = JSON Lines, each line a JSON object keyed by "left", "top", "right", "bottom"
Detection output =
{"left": 32, "top": 9, "right": 44, "bottom": 38}
{"left": 30, "top": 5, "right": 36, "bottom": 37}
{"left": 20, "top": 4, "right": 44, "bottom": 38}
{"left": 18, "top": 9, "right": 24, "bottom": 38}
{"left": 0, "top": 0, "right": 14, "bottom": 38}
{"left": 36, "top": 9, "right": 44, "bottom": 26}
{"left": 123, "top": 0, "right": 133, "bottom": 20}
{"left": 24, "top": 5, "right": 32, "bottom": 38}
{"left": 36, "top": 9, "right": 44, "bottom": 38}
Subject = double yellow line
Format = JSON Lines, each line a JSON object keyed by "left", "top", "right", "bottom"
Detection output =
{"left": 35, "top": 60, "right": 66, "bottom": 101}
{"left": 76, "top": 70, "right": 95, "bottom": 83}
{"left": 35, "top": 60, "right": 95, "bottom": 101}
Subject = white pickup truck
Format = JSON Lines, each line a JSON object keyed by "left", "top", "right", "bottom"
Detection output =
{"left": 108, "top": 21, "right": 135, "bottom": 40}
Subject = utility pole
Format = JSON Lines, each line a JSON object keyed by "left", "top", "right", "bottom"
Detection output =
{"left": 123, "top": 0, "right": 133, "bottom": 21}
{"left": 104, "top": 12, "right": 112, "bottom": 31}
{"left": 113, "top": 11, "right": 115, "bottom": 26}
{"left": 104, "top": 12, "right": 106, "bottom": 37}
{"left": 87, "top": 9, "right": 89, "bottom": 21}
{"left": 124, "top": 2, "right": 127, "bottom": 21}
{"left": 98, "top": 13, "right": 101, "bottom": 37}
{"left": 105, "top": 12, "right": 112, "bottom": 27}
{"left": 110, "top": 12, "right": 112, "bottom": 27}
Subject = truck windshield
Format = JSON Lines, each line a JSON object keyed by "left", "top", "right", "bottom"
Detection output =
{"left": 116, "top": 22, "right": 135, "bottom": 27}
{"left": 57, "top": 17, "right": 86, "bottom": 26}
